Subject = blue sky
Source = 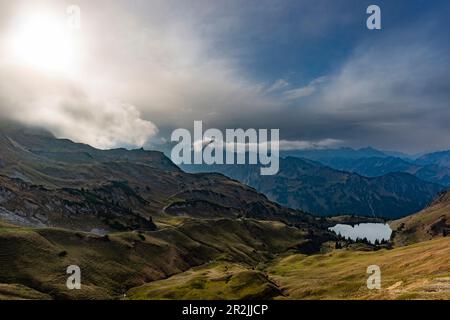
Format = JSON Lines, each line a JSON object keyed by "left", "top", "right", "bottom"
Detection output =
{"left": 0, "top": 0, "right": 449, "bottom": 152}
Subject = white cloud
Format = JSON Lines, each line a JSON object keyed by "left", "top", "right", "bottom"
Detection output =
{"left": 192, "top": 137, "right": 342, "bottom": 153}
{"left": 0, "top": 66, "right": 158, "bottom": 149}
{"left": 26, "top": 100, "right": 158, "bottom": 150}
{"left": 266, "top": 79, "right": 289, "bottom": 93}
{"left": 283, "top": 76, "right": 327, "bottom": 100}
{"left": 279, "top": 138, "right": 342, "bottom": 150}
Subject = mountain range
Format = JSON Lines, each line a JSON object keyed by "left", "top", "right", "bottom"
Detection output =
{"left": 0, "top": 124, "right": 336, "bottom": 299}
{"left": 1, "top": 124, "right": 449, "bottom": 300}
{"left": 0, "top": 125, "right": 325, "bottom": 232}
{"left": 285, "top": 147, "right": 450, "bottom": 185}
{"left": 184, "top": 156, "right": 444, "bottom": 218}
{"left": 309, "top": 155, "right": 450, "bottom": 187}
{"left": 281, "top": 147, "right": 414, "bottom": 161}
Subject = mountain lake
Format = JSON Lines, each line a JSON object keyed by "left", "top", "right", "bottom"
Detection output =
{"left": 329, "top": 223, "right": 392, "bottom": 243}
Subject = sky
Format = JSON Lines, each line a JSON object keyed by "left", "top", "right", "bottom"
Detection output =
{"left": 0, "top": 0, "right": 449, "bottom": 153}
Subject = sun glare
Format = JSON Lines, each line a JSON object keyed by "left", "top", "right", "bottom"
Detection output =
{"left": 7, "top": 12, "right": 80, "bottom": 75}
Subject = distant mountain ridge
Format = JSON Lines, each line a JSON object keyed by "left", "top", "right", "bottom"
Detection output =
{"left": 315, "top": 156, "right": 450, "bottom": 187}
{"left": 278, "top": 146, "right": 450, "bottom": 187}
{"left": 281, "top": 146, "right": 414, "bottom": 161}
{"left": 184, "top": 157, "right": 444, "bottom": 218}
{"left": 416, "top": 150, "right": 450, "bottom": 167}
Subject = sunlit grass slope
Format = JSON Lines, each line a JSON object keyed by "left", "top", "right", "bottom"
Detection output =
{"left": 267, "top": 237, "right": 450, "bottom": 300}
{"left": 0, "top": 218, "right": 309, "bottom": 299}
{"left": 127, "top": 262, "right": 280, "bottom": 300}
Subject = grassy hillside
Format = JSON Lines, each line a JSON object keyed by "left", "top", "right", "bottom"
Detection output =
{"left": 127, "top": 262, "right": 280, "bottom": 300}
{"left": 0, "top": 218, "right": 324, "bottom": 300}
{"left": 0, "top": 284, "right": 52, "bottom": 300}
{"left": 124, "top": 237, "right": 450, "bottom": 300}
{"left": 391, "top": 190, "right": 450, "bottom": 246}
{"left": 267, "top": 237, "right": 450, "bottom": 300}
{"left": 2, "top": 218, "right": 449, "bottom": 300}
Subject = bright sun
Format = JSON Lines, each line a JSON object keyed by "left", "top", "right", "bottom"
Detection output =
{"left": 7, "top": 12, "right": 79, "bottom": 75}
